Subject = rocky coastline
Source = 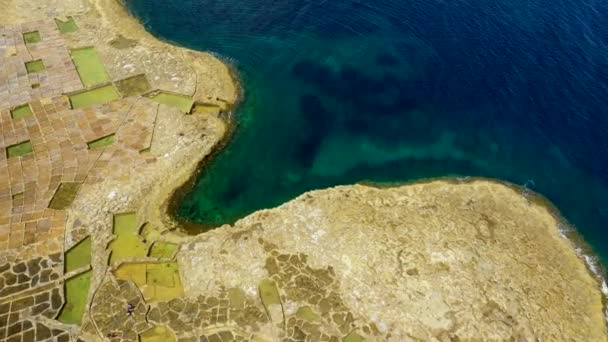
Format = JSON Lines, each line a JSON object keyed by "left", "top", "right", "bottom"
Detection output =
{"left": 0, "top": 0, "right": 606, "bottom": 340}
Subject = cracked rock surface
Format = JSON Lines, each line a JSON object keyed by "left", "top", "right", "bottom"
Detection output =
{"left": 180, "top": 180, "right": 607, "bottom": 341}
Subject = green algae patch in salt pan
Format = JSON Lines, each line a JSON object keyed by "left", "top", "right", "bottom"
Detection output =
{"left": 259, "top": 279, "right": 281, "bottom": 306}
{"left": 64, "top": 236, "right": 91, "bottom": 273}
{"left": 148, "top": 241, "right": 178, "bottom": 259}
{"left": 139, "top": 325, "right": 176, "bottom": 342}
{"left": 108, "top": 212, "right": 148, "bottom": 265}
{"left": 10, "top": 104, "right": 33, "bottom": 119}
{"left": 343, "top": 331, "right": 366, "bottom": 342}
{"left": 70, "top": 47, "right": 110, "bottom": 87}
{"left": 25, "top": 59, "right": 45, "bottom": 74}
{"left": 146, "top": 263, "right": 177, "bottom": 287}
{"left": 58, "top": 270, "right": 92, "bottom": 324}
{"left": 147, "top": 91, "right": 194, "bottom": 113}
{"left": 192, "top": 103, "right": 221, "bottom": 115}
{"left": 228, "top": 288, "right": 247, "bottom": 309}
{"left": 296, "top": 306, "right": 321, "bottom": 322}
{"left": 55, "top": 17, "right": 78, "bottom": 33}
{"left": 23, "top": 31, "right": 41, "bottom": 44}
{"left": 69, "top": 84, "right": 121, "bottom": 109}
{"left": 49, "top": 182, "right": 81, "bottom": 209}
{"left": 6, "top": 140, "right": 33, "bottom": 158}
{"left": 87, "top": 134, "right": 115, "bottom": 150}
{"left": 114, "top": 262, "right": 184, "bottom": 302}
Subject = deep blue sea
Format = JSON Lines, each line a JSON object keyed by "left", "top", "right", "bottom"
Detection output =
{"left": 127, "top": 0, "right": 608, "bottom": 261}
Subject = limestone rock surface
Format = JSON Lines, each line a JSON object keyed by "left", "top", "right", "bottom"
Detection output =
{"left": 180, "top": 180, "right": 607, "bottom": 341}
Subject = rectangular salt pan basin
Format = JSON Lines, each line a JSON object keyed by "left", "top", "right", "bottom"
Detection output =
{"left": 55, "top": 17, "right": 78, "bottom": 33}
{"left": 6, "top": 140, "right": 33, "bottom": 158}
{"left": 68, "top": 85, "right": 121, "bottom": 109}
{"left": 70, "top": 47, "right": 110, "bottom": 87}
{"left": 148, "top": 91, "right": 194, "bottom": 113}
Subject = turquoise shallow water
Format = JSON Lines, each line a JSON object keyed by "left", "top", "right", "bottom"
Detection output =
{"left": 127, "top": 0, "right": 608, "bottom": 262}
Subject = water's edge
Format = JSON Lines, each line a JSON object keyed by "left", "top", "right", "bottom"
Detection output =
{"left": 120, "top": 0, "right": 608, "bottom": 325}
{"left": 364, "top": 176, "right": 608, "bottom": 323}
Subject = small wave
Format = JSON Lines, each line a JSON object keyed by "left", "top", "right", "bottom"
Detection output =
{"left": 550, "top": 215, "right": 608, "bottom": 321}
{"left": 574, "top": 246, "right": 608, "bottom": 321}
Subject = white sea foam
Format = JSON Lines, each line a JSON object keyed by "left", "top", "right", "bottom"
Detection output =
{"left": 571, "top": 241, "right": 608, "bottom": 321}
{"left": 551, "top": 215, "right": 608, "bottom": 321}
{"left": 556, "top": 222, "right": 569, "bottom": 239}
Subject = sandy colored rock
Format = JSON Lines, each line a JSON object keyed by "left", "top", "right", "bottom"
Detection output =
{"left": 0, "top": 0, "right": 606, "bottom": 340}
{"left": 179, "top": 180, "right": 607, "bottom": 341}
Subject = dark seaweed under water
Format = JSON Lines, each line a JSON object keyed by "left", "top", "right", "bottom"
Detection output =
{"left": 127, "top": 0, "right": 608, "bottom": 260}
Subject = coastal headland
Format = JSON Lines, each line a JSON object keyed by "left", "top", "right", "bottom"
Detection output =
{"left": 0, "top": 0, "right": 606, "bottom": 341}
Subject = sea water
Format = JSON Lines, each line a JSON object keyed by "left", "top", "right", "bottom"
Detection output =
{"left": 127, "top": 0, "right": 608, "bottom": 262}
